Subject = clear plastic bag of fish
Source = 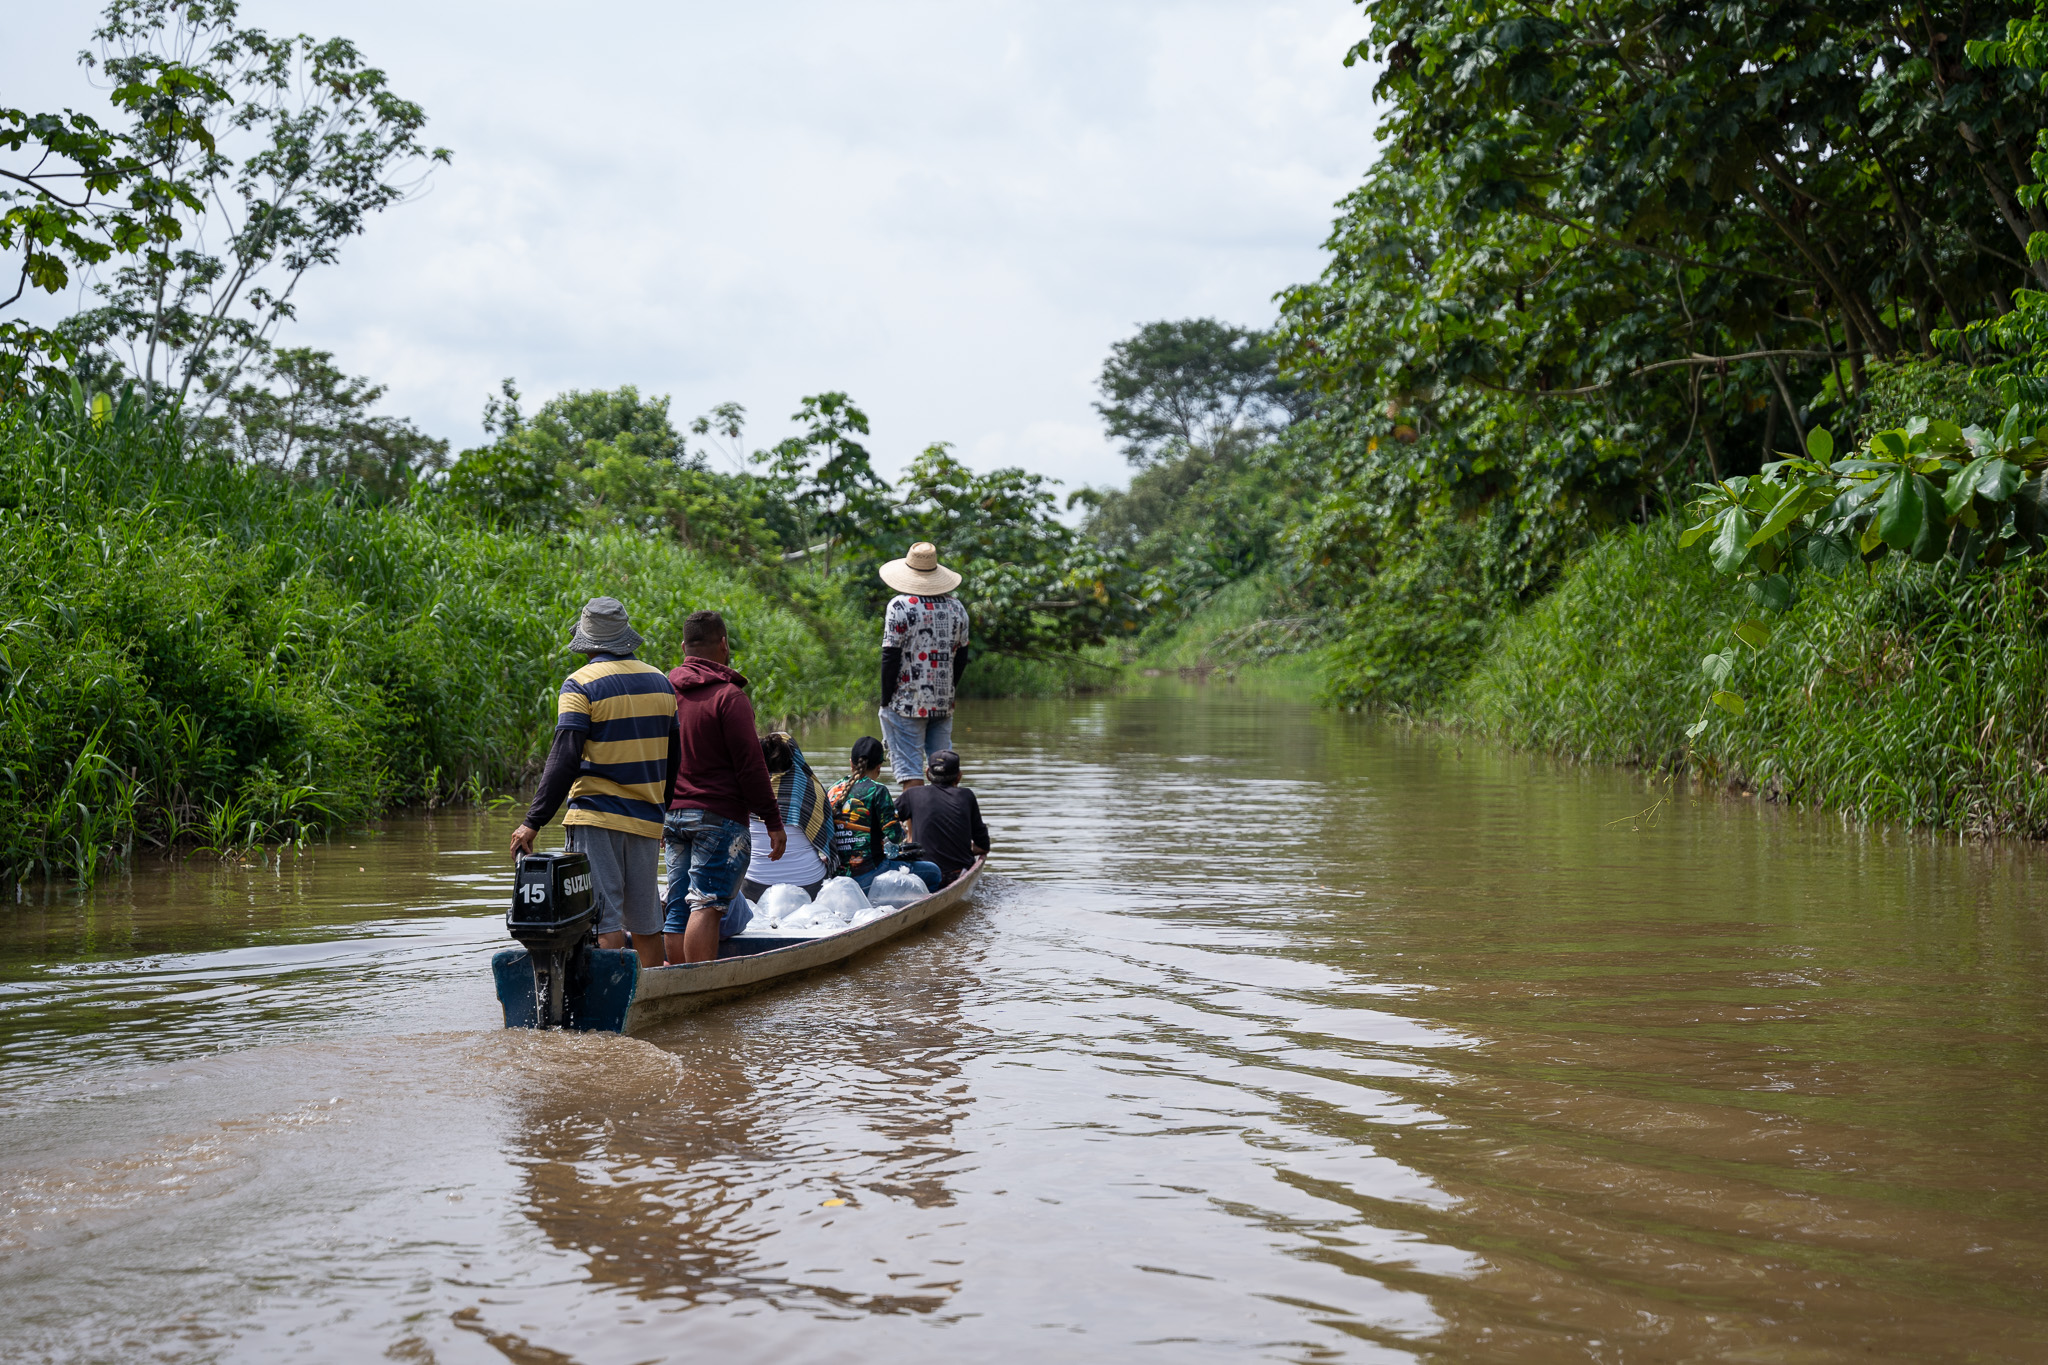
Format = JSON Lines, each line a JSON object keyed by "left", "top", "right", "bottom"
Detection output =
{"left": 737, "top": 890, "right": 776, "bottom": 934}
{"left": 848, "top": 903, "right": 889, "bottom": 927}
{"left": 811, "top": 876, "right": 870, "bottom": 924}
{"left": 755, "top": 882, "right": 811, "bottom": 928}
{"left": 777, "top": 904, "right": 828, "bottom": 932}
{"left": 866, "top": 868, "right": 928, "bottom": 909}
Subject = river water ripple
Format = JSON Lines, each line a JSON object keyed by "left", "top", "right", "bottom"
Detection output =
{"left": 2, "top": 687, "right": 2046, "bottom": 1362}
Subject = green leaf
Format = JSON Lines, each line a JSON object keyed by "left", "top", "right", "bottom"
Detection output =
{"left": 1732, "top": 619, "right": 1771, "bottom": 650}
{"left": 1712, "top": 690, "right": 1748, "bottom": 717}
{"left": 1978, "top": 457, "right": 2022, "bottom": 504}
{"left": 1910, "top": 475, "right": 1948, "bottom": 563}
{"left": 1685, "top": 718, "right": 1711, "bottom": 741}
{"left": 1677, "top": 517, "right": 1717, "bottom": 548}
{"left": 1944, "top": 456, "right": 1990, "bottom": 515}
{"left": 1873, "top": 430, "right": 1909, "bottom": 458}
{"left": 1803, "top": 530, "right": 1857, "bottom": 575}
{"left": 1747, "top": 486, "right": 1814, "bottom": 547}
{"left": 1747, "top": 573, "right": 1794, "bottom": 612}
{"left": 1701, "top": 651, "right": 1734, "bottom": 686}
{"left": 1875, "top": 472, "right": 1923, "bottom": 550}
{"left": 1708, "top": 506, "right": 1755, "bottom": 574}
{"left": 1805, "top": 427, "right": 1834, "bottom": 461}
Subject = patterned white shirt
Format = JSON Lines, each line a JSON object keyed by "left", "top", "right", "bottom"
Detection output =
{"left": 882, "top": 593, "right": 971, "bottom": 717}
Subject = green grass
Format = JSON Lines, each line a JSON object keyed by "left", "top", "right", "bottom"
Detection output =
{"left": 958, "top": 647, "right": 1122, "bottom": 699}
{"left": 0, "top": 388, "right": 866, "bottom": 882}
{"left": 1130, "top": 572, "right": 1327, "bottom": 670}
{"left": 1456, "top": 519, "right": 2048, "bottom": 837}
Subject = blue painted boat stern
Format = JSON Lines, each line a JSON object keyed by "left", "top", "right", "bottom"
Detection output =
{"left": 494, "top": 946, "right": 639, "bottom": 1032}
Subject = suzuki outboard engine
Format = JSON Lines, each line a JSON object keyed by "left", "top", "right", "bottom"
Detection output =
{"left": 506, "top": 851, "right": 596, "bottom": 1028}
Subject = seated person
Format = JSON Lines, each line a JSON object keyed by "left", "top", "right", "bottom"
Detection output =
{"left": 895, "top": 749, "right": 989, "bottom": 885}
{"left": 828, "top": 737, "right": 942, "bottom": 894}
{"left": 742, "top": 732, "right": 835, "bottom": 903}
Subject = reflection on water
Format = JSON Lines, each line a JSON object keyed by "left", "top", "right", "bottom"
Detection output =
{"left": 3, "top": 685, "right": 2048, "bottom": 1362}
{"left": 513, "top": 966, "right": 978, "bottom": 1317}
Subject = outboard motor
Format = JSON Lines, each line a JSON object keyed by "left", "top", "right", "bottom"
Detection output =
{"left": 506, "top": 851, "right": 596, "bottom": 1028}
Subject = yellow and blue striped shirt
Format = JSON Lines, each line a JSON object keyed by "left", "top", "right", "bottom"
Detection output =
{"left": 558, "top": 657, "right": 676, "bottom": 839}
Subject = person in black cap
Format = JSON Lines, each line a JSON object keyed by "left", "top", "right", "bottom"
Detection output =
{"left": 828, "top": 737, "right": 943, "bottom": 894}
{"left": 895, "top": 748, "right": 989, "bottom": 886}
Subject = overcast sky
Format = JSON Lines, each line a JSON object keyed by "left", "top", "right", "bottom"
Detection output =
{"left": 8, "top": 1, "right": 1380, "bottom": 490}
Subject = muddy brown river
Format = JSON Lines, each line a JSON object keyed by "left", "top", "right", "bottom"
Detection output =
{"left": 3, "top": 687, "right": 2046, "bottom": 1362}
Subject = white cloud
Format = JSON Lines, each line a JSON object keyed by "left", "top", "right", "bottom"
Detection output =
{"left": 5, "top": 0, "right": 1379, "bottom": 491}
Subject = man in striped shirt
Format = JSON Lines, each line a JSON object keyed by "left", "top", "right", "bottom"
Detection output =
{"left": 510, "top": 597, "right": 681, "bottom": 967}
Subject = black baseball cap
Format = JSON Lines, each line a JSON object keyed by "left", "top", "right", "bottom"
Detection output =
{"left": 925, "top": 749, "right": 961, "bottom": 782}
{"left": 851, "top": 736, "right": 886, "bottom": 770}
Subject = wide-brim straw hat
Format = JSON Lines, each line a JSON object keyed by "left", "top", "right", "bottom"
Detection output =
{"left": 567, "top": 595, "right": 643, "bottom": 654}
{"left": 879, "top": 542, "right": 962, "bottom": 596}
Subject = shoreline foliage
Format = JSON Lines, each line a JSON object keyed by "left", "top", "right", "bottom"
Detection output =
{"left": 1461, "top": 521, "right": 2048, "bottom": 838}
{"left": 0, "top": 387, "right": 866, "bottom": 883}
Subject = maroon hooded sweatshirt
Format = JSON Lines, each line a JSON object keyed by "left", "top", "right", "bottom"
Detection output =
{"left": 667, "top": 658, "right": 783, "bottom": 831}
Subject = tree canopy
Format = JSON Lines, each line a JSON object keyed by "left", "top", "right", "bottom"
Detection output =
{"left": 1096, "top": 318, "right": 1302, "bottom": 465}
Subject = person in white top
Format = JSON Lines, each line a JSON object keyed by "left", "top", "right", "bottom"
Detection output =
{"left": 740, "top": 733, "right": 835, "bottom": 900}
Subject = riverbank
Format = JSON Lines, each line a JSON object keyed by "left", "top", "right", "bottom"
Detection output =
{"left": 1127, "top": 519, "right": 2048, "bottom": 839}
{"left": 1461, "top": 520, "right": 2048, "bottom": 838}
{"left": 0, "top": 392, "right": 868, "bottom": 882}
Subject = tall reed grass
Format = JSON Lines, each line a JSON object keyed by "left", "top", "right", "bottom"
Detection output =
{"left": 0, "top": 388, "right": 865, "bottom": 883}
{"left": 1459, "top": 520, "right": 2048, "bottom": 837}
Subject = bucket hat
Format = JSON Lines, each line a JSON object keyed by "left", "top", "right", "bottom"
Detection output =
{"left": 567, "top": 596, "right": 643, "bottom": 655}
{"left": 878, "top": 542, "right": 962, "bottom": 596}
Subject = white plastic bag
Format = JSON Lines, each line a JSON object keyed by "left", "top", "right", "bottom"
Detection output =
{"left": 848, "top": 904, "right": 888, "bottom": 927}
{"left": 867, "top": 868, "right": 928, "bottom": 908}
{"left": 756, "top": 882, "right": 811, "bottom": 928}
{"left": 812, "top": 876, "right": 871, "bottom": 922}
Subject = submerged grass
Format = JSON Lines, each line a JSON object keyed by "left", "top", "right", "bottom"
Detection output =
{"left": 1459, "top": 520, "right": 2048, "bottom": 837}
{"left": 0, "top": 389, "right": 865, "bottom": 883}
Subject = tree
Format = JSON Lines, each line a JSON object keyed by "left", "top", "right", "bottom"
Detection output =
{"left": 1095, "top": 318, "right": 1302, "bottom": 465}
{"left": 689, "top": 401, "right": 748, "bottom": 473}
{"left": 889, "top": 444, "right": 1152, "bottom": 655}
{"left": 1346, "top": 0, "right": 2045, "bottom": 380}
{"left": 441, "top": 380, "right": 567, "bottom": 532}
{"left": 191, "top": 346, "right": 447, "bottom": 499}
{"left": 1, "top": 46, "right": 218, "bottom": 390}
{"left": 440, "top": 380, "right": 780, "bottom": 556}
{"left": 60, "top": 0, "right": 448, "bottom": 412}
{"left": 753, "top": 392, "right": 891, "bottom": 570}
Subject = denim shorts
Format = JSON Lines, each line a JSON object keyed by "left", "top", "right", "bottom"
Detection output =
{"left": 877, "top": 707, "right": 953, "bottom": 784}
{"left": 661, "top": 808, "right": 752, "bottom": 936}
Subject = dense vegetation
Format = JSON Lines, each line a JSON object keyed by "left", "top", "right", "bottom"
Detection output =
{"left": 0, "top": 1, "right": 1157, "bottom": 881}
{"left": 15, "top": 0, "right": 2048, "bottom": 878}
{"left": 0, "top": 386, "right": 870, "bottom": 881}
{"left": 1071, "top": 3, "right": 2048, "bottom": 840}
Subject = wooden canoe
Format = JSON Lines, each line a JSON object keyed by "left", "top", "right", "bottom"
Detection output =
{"left": 492, "top": 858, "right": 987, "bottom": 1034}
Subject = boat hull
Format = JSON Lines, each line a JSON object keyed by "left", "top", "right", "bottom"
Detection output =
{"left": 623, "top": 858, "right": 986, "bottom": 1032}
{"left": 492, "top": 858, "right": 987, "bottom": 1034}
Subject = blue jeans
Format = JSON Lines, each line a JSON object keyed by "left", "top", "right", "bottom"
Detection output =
{"left": 662, "top": 808, "right": 753, "bottom": 937}
{"left": 853, "top": 858, "right": 943, "bottom": 895}
{"left": 877, "top": 707, "right": 953, "bottom": 784}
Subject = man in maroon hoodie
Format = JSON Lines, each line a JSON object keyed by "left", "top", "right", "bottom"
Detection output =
{"left": 663, "top": 610, "right": 785, "bottom": 963}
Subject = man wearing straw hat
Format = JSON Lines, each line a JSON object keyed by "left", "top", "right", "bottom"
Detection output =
{"left": 509, "top": 597, "right": 679, "bottom": 968}
{"left": 877, "top": 541, "right": 971, "bottom": 789}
